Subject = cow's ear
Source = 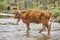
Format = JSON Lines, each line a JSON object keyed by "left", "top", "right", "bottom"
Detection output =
{"left": 21, "top": 10, "right": 26, "bottom": 14}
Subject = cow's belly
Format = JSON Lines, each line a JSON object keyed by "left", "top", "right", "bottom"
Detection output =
{"left": 31, "top": 19, "right": 42, "bottom": 24}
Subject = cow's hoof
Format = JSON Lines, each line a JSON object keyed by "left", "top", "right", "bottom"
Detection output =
{"left": 39, "top": 31, "right": 41, "bottom": 33}
{"left": 29, "top": 28, "right": 31, "bottom": 30}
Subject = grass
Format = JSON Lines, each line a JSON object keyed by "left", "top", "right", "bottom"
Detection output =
{"left": 0, "top": 15, "right": 8, "bottom": 18}
{"left": 48, "top": 7, "right": 60, "bottom": 13}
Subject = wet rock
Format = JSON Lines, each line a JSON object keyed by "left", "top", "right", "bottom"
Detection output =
{"left": 18, "top": 29, "right": 21, "bottom": 31}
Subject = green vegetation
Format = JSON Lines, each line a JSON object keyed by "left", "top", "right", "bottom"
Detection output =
{"left": 48, "top": 7, "right": 60, "bottom": 13}
{"left": 48, "top": 7, "right": 60, "bottom": 22}
{"left": 0, "top": 15, "right": 10, "bottom": 18}
{"left": 0, "top": 0, "right": 9, "bottom": 12}
{"left": 0, "top": 0, "right": 60, "bottom": 12}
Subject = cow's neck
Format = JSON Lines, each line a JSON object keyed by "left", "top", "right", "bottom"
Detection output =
{"left": 20, "top": 13, "right": 23, "bottom": 19}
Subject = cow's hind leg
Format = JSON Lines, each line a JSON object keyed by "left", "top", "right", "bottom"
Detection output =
{"left": 39, "top": 25, "right": 46, "bottom": 33}
{"left": 46, "top": 23, "right": 51, "bottom": 35}
{"left": 39, "top": 19, "right": 51, "bottom": 35}
{"left": 43, "top": 20, "right": 51, "bottom": 35}
{"left": 39, "top": 17, "right": 46, "bottom": 33}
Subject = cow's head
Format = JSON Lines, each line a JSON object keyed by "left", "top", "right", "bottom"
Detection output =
{"left": 14, "top": 10, "right": 21, "bottom": 19}
{"left": 8, "top": 6, "right": 21, "bottom": 19}
{"left": 14, "top": 10, "right": 27, "bottom": 19}
{"left": 7, "top": 6, "right": 26, "bottom": 19}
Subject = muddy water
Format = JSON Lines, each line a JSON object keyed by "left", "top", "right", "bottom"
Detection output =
{"left": 0, "top": 18, "right": 60, "bottom": 40}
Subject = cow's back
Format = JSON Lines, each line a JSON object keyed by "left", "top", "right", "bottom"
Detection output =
{"left": 29, "top": 10, "right": 42, "bottom": 20}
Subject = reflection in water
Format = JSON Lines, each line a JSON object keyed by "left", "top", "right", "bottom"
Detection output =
{"left": 20, "top": 33, "right": 51, "bottom": 40}
{"left": 36, "top": 34, "right": 50, "bottom": 40}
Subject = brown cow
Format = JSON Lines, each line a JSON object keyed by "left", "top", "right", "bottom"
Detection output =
{"left": 10, "top": 6, "right": 51, "bottom": 35}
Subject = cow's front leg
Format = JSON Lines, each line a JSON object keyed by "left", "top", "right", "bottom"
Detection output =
{"left": 26, "top": 23, "right": 30, "bottom": 35}
{"left": 22, "top": 19, "right": 30, "bottom": 35}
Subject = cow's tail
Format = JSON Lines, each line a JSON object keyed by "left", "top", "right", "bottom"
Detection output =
{"left": 49, "top": 13, "right": 52, "bottom": 27}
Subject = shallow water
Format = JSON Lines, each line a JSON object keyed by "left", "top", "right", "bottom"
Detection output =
{"left": 0, "top": 18, "right": 60, "bottom": 40}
